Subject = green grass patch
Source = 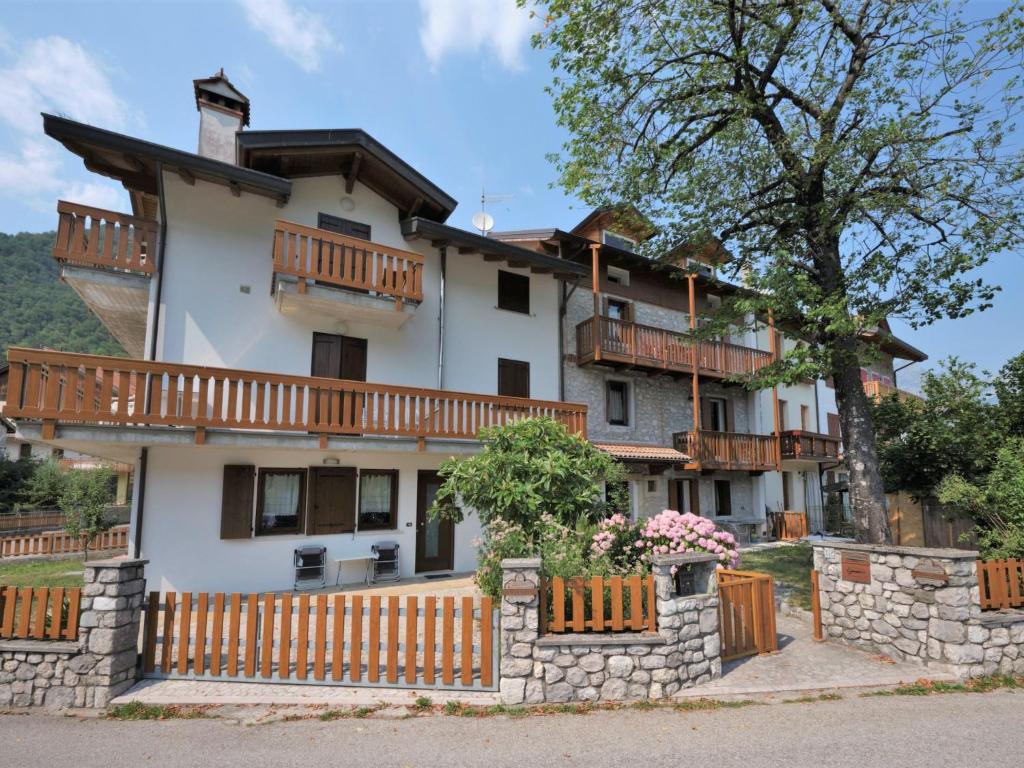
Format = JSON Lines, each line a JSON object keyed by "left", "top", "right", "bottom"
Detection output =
{"left": 318, "top": 705, "right": 378, "bottom": 721}
{"left": 442, "top": 700, "right": 464, "bottom": 716}
{"left": 672, "top": 698, "right": 760, "bottom": 712}
{"left": 413, "top": 696, "right": 433, "bottom": 711}
{"left": 861, "top": 675, "right": 1023, "bottom": 698}
{"left": 0, "top": 557, "right": 85, "bottom": 588}
{"left": 739, "top": 543, "right": 813, "bottom": 609}
{"left": 106, "top": 701, "right": 208, "bottom": 720}
{"left": 782, "top": 693, "right": 843, "bottom": 704}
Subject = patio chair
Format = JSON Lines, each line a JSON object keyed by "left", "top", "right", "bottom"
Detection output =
{"left": 294, "top": 545, "right": 327, "bottom": 590}
{"left": 368, "top": 541, "right": 400, "bottom": 584}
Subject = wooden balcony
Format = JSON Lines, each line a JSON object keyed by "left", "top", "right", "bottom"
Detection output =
{"left": 673, "top": 430, "right": 779, "bottom": 472}
{"left": 575, "top": 316, "right": 773, "bottom": 380}
{"left": 778, "top": 430, "right": 841, "bottom": 463}
{"left": 272, "top": 220, "right": 426, "bottom": 328}
{"left": 2, "top": 348, "right": 587, "bottom": 446}
{"left": 50, "top": 202, "right": 158, "bottom": 357}
{"left": 863, "top": 380, "right": 920, "bottom": 402}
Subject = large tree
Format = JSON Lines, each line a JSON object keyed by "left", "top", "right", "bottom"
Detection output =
{"left": 527, "top": 0, "right": 1024, "bottom": 542}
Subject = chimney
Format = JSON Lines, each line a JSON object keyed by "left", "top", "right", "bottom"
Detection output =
{"left": 193, "top": 69, "right": 250, "bottom": 164}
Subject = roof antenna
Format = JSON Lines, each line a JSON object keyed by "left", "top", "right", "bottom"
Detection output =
{"left": 472, "top": 187, "right": 513, "bottom": 236}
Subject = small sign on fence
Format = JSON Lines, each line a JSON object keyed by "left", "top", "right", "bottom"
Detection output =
{"left": 841, "top": 552, "right": 871, "bottom": 584}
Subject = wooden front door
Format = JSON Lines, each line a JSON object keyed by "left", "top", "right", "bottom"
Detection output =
{"left": 416, "top": 470, "right": 453, "bottom": 572}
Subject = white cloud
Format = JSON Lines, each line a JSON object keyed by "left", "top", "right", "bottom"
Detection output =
{"left": 0, "top": 35, "right": 131, "bottom": 213}
{"left": 418, "top": 0, "right": 537, "bottom": 71}
{"left": 237, "top": 0, "right": 340, "bottom": 73}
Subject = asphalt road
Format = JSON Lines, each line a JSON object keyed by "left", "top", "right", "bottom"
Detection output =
{"left": 2, "top": 691, "right": 1022, "bottom": 768}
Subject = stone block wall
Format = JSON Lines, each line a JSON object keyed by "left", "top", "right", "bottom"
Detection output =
{"left": 499, "top": 553, "right": 722, "bottom": 705}
{"left": 812, "top": 543, "right": 1024, "bottom": 678}
{"left": 0, "top": 558, "right": 146, "bottom": 708}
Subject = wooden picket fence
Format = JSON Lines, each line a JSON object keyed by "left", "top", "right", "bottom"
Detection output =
{"left": 977, "top": 559, "right": 1024, "bottom": 611}
{"left": 0, "top": 525, "right": 129, "bottom": 559}
{"left": 141, "top": 591, "right": 497, "bottom": 690}
{"left": 0, "top": 586, "right": 82, "bottom": 640}
{"left": 541, "top": 574, "right": 657, "bottom": 634}
{"left": 769, "top": 511, "right": 808, "bottom": 541}
{"left": 718, "top": 569, "right": 778, "bottom": 661}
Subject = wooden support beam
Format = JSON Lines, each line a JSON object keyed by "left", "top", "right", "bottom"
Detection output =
{"left": 591, "top": 243, "right": 602, "bottom": 362}
{"left": 407, "top": 196, "right": 423, "bottom": 218}
{"left": 123, "top": 154, "right": 146, "bottom": 173}
{"left": 457, "top": 246, "right": 476, "bottom": 254}
{"left": 345, "top": 152, "right": 362, "bottom": 194}
{"left": 482, "top": 254, "right": 503, "bottom": 262}
{"left": 319, "top": 434, "right": 328, "bottom": 450}
{"left": 229, "top": 181, "right": 241, "bottom": 197}
{"left": 506, "top": 260, "right": 529, "bottom": 268}
{"left": 41, "top": 420, "right": 56, "bottom": 441}
{"left": 177, "top": 168, "right": 196, "bottom": 186}
{"left": 430, "top": 239, "right": 449, "bottom": 248}
{"left": 194, "top": 426, "right": 206, "bottom": 445}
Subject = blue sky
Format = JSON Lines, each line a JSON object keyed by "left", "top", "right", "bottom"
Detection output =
{"left": 0, "top": 0, "right": 1020, "bottom": 385}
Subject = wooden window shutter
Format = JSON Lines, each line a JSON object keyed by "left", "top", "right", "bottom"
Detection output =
{"left": 725, "top": 399, "right": 735, "bottom": 433}
{"left": 701, "top": 397, "right": 714, "bottom": 432}
{"left": 311, "top": 333, "right": 343, "bottom": 378}
{"left": 341, "top": 336, "right": 368, "bottom": 382}
{"left": 689, "top": 480, "right": 701, "bottom": 516}
{"left": 220, "top": 465, "right": 255, "bottom": 539}
{"left": 309, "top": 467, "right": 357, "bottom": 534}
{"left": 827, "top": 413, "right": 842, "bottom": 438}
{"left": 498, "top": 358, "right": 530, "bottom": 398}
{"left": 318, "top": 212, "right": 372, "bottom": 241}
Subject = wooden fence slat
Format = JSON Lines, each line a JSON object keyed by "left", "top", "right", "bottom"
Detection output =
{"left": 480, "top": 596, "right": 494, "bottom": 688}
{"left": 226, "top": 593, "right": 241, "bottom": 677}
{"left": 243, "top": 594, "right": 259, "bottom": 678}
{"left": 441, "top": 596, "right": 455, "bottom": 686}
{"left": 194, "top": 592, "right": 208, "bottom": 676}
{"left": 1, "top": 586, "right": 16, "bottom": 637}
{"left": 48, "top": 587, "right": 64, "bottom": 641}
{"left": 331, "top": 595, "right": 345, "bottom": 681}
{"left": 551, "top": 576, "right": 565, "bottom": 632}
{"left": 590, "top": 576, "right": 604, "bottom": 631}
{"left": 279, "top": 594, "right": 293, "bottom": 680}
{"left": 210, "top": 593, "right": 225, "bottom": 676}
{"left": 404, "top": 595, "right": 418, "bottom": 685}
{"left": 260, "top": 593, "right": 275, "bottom": 678}
{"left": 460, "top": 596, "right": 473, "bottom": 686}
{"left": 571, "top": 577, "right": 585, "bottom": 631}
{"left": 423, "top": 596, "right": 436, "bottom": 685}
{"left": 628, "top": 575, "right": 643, "bottom": 630}
{"left": 143, "top": 592, "right": 159, "bottom": 672}
{"left": 368, "top": 596, "right": 381, "bottom": 683}
{"left": 177, "top": 592, "right": 192, "bottom": 675}
{"left": 645, "top": 575, "right": 656, "bottom": 633}
{"left": 314, "top": 594, "right": 327, "bottom": 681}
{"left": 160, "top": 592, "right": 176, "bottom": 674}
{"left": 296, "top": 594, "right": 310, "bottom": 681}
{"left": 350, "top": 595, "right": 363, "bottom": 682}
{"left": 386, "top": 596, "right": 399, "bottom": 684}
{"left": 610, "top": 576, "right": 624, "bottom": 631}
{"left": 15, "top": 588, "right": 32, "bottom": 637}
{"left": 31, "top": 587, "right": 49, "bottom": 639}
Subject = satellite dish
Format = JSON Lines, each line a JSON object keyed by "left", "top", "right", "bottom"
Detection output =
{"left": 472, "top": 211, "right": 494, "bottom": 235}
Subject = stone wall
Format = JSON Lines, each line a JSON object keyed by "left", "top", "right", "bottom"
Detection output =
{"left": 811, "top": 542, "right": 1024, "bottom": 678}
{"left": 0, "top": 558, "right": 146, "bottom": 708}
{"left": 499, "top": 553, "right": 722, "bottom": 705}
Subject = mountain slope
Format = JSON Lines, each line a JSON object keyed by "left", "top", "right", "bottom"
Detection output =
{"left": 0, "top": 231, "right": 125, "bottom": 359}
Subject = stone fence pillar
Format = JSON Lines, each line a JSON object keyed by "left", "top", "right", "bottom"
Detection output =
{"left": 498, "top": 555, "right": 721, "bottom": 706}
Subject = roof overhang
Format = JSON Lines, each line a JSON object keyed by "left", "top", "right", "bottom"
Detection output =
{"left": 860, "top": 329, "right": 928, "bottom": 363}
{"left": 43, "top": 114, "right": 292, "bottom": 216}
{"left": 594, "top": 442, "right": 691, "bottom": 466}
{"left": 401, "top": 218, "right": 589, "bottom": 279}
{"left": 237, "top": 130, "right": 457, "bottom": 223}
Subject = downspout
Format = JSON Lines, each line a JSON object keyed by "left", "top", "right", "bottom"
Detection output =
{"left": 437, "top": 245, "right": 446, "bottom": 389}
{"left": 133, "top": 161, "right": 169, "bottom": 559}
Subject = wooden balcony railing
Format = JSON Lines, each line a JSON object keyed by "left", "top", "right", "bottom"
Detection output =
{"left": 778, "top": 429, "right": 841, "bottom": 462}
{"left": 2, "top": 348, "right": 587, "bottom": 444}
{"left": 273, "top": 219, "right": 425, "bottom": 307}
{"left": 576, "top": 316, "right": 773, "bottom": 379}
{"left": 673, "top": 430, "right": 779, "bottom": 471}
{"left": 863, "top": 379, "right": 921, "bottom": 402}
{"left": 52, "top": 201, "right": 158, "bottom": 275}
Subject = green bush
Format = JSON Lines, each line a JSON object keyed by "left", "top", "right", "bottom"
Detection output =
{"left": 20, "top": 458, "right": 68, "bottom": 509}
{"left": 0, "top": 457, "right": 36, "bottom": 513}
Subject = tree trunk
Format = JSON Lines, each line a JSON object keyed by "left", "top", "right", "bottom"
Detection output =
{"left": 831, "top": 337, "right": 891, "bottom": 544}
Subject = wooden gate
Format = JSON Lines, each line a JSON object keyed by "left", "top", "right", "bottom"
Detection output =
{"left": 141, "top": 591, "right": 497, "bottom": 691}
{"left": 717, "top": 570, "right": 778, "bottom": 661}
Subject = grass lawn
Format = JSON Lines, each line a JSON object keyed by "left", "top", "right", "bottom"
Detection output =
{"left": 739, "top": 543, "right": 814, "bottom": 609}
{"left": 0, "top": 557, "right": 86, "bottom": 588}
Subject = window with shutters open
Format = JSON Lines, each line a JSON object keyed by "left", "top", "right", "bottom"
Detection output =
{"left": 497, "top": 358, "right": 530, "bottom": 398}
{"left": 497, "top": 270, "right": 530, "bottom": 314}
{"left": 255, "top": 468, "right": 307, "bottom": 536}
{"left": 606, "top": 380, "right": 629, "bottom": 426}
{"left": 358, "top": 469, "right": 398, "bottom": 531}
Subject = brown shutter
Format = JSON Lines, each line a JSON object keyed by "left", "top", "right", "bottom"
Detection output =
{"left": 318, "top": 212, "right": 371, "bottom": 241}
{"left": 827, "top": 412, "right": 841, "bottom": 438}
{"left": 689, "top": 479, "right": 700, "bottom": 516}
{"left": 725, "top": 399, "right": 735, "bottom": 433}
{"left": 341, "top": 336, "right": 368, "bottom": 382}
{"left": 498, "top": 359, "right": 530, "bottom": 398}
{"left": 220, "top": 465, "right": 255, "bottom": 539}
{"left": 701, "top": 398, "right": 714, "bottom": 432}
{"left": 311, "top": 333, "right": 343, "bottom": 378}
{"left": 309, "top": 467, "right": 357, "bottom": 534}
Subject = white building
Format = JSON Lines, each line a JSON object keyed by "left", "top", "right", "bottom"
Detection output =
{"left": 3, "top": 72, "right": 588, "bottom": 592}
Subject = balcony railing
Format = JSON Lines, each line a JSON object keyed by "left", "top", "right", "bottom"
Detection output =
{"left": 778, "top": 430, "right": 841, "bottom": 462}
{"left": 52, "top": 201, "right": 157, "bottom": 276}
{"left": 273, "top": 219, "right": 425, "bottom": 307}
{"left": 673, "top": 430, "right": 779, "bottom": 472}
{"left": 863, "top": 380, "right": 920, "bottom": 402}
{"left": 576, "top": 316, "right": 773, "bottom": 379}
{"left": 3, "top": 348, "right": 587, "bottom": 443}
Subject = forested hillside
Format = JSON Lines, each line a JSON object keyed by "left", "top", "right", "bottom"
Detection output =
{"left": 0, "top": 231, "right": 125, "bottom": 359}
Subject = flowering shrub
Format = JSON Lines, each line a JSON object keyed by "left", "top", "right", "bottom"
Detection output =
{"left": 592, "top": 510, "right": 739, "bottom": 574}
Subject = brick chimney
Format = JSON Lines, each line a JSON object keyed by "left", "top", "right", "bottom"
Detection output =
{"left": 193, "top": 69, "right": 250, "bottom": 164}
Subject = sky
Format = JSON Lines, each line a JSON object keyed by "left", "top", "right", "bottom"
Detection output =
{"left": 0, "top": 0, "right": 1021, "bottom": 387}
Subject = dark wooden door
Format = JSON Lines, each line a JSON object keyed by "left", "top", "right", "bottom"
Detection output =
{"left": 416, "top": 470, "right": 453, "bottom": 572}
{"left": 307, "top": 467, "right": 357, "bottom": 534}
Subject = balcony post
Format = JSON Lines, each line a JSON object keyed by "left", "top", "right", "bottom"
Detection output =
{"left": 768, "top": 310, "right": 782, "bottom": 471}
{"left": 590, "top": 243, "right": 602, "bottom": 363}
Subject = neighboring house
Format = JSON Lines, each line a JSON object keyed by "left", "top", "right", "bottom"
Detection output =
{"left": 1, "top": 72, "right": 588, "bottom": 593}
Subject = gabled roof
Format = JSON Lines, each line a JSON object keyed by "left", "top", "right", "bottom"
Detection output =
{"left": 237, "top": 130, "right": 457, "bottom": 223}
{"left": 401, "top": 218, "right": 588, "bottom": 279}
{"left": 43, "top": 114, "right": 292, "bottom": 215}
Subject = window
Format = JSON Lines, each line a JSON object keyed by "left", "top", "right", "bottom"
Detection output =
{"left": 358, "top": 470, "right": 398, "bottom": 531}
{"left": 782, "top": 471, "right": 792, "bottom": 510}
{"left": 318, "top": 212, "right": 371, "bottom": 240}
{"left": 800, "top": 404, "right": 811, "bottom": 431}
{"left": 256, "top": 469, "right": 307, "bottom": 536}
{"left": 497, "top": 270, "right": 530, "bottom": 314}
{"left": 606, "top": 381, "right": 629, "bottom": 426}
{"left": 602, "top": 231, "right": 636, "bottom": 252}
{"left": 646, "top": 479, "right": 659, "bottom": 494}
{"left": 669, "top": 479, "right": 693, "bottom": 514}
{"left": 606, "top": 265, "right": 631, "bottom": 286}
{"left": 19, "top": 443, "right": 32, "bottom": 460}
{"left": 714, "top": 480, "right": 732, "bottom": 516}
{"left": 311, "top": 333, "right": 367, "bottom": 381}
{"left": 777, "top": 399, "right": 788, "bottom": 431}
{"left": 707, "top": 398, "right": 727, "bottom": 432}
{"left": 605, "top": 298, "right": 631, "bottom": 321}
{"left": 497, "top": 358, "right": 530, "bottom": 398}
